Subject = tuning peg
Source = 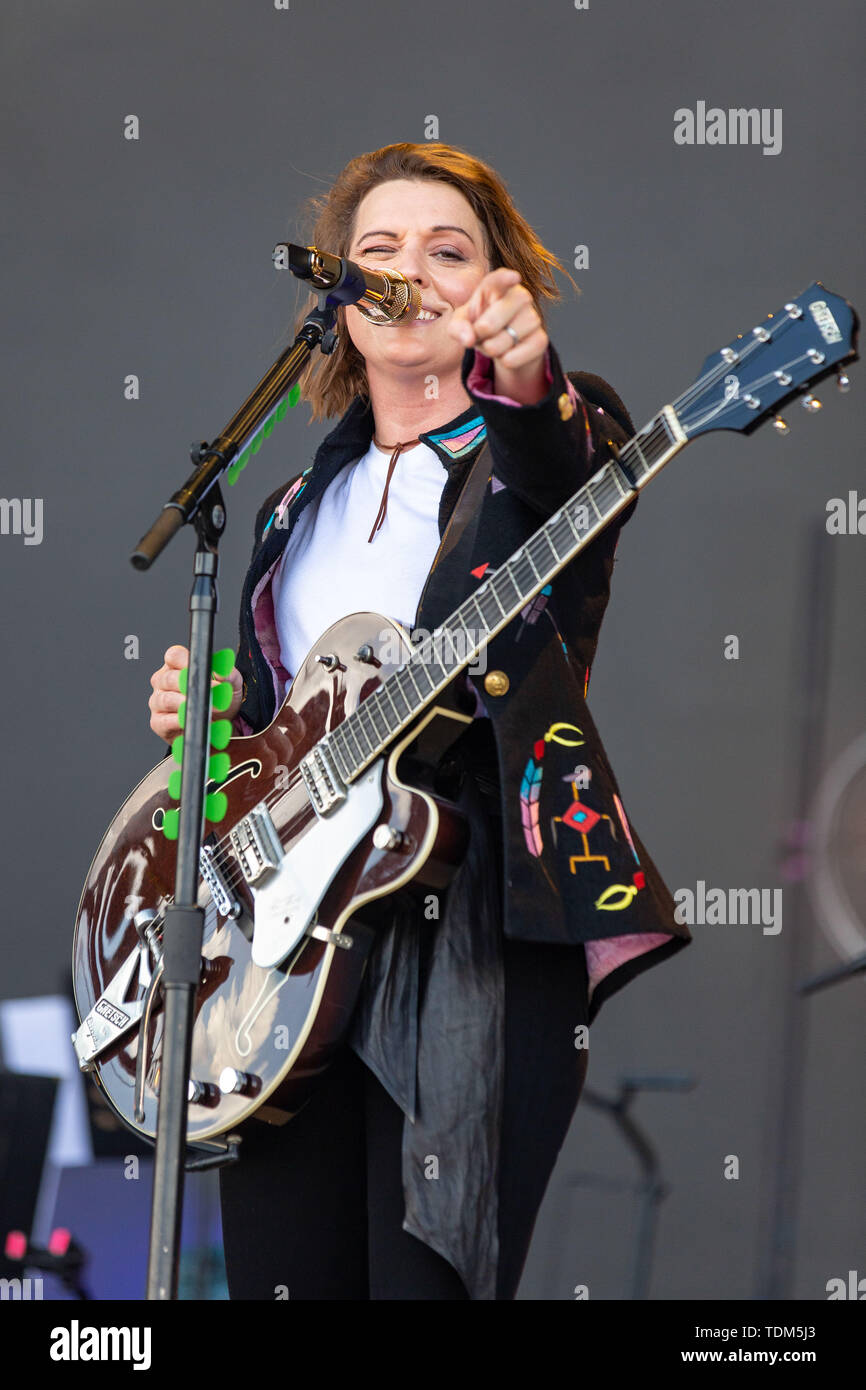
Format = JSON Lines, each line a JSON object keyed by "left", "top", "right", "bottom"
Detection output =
{"left": 837, "top": 370, "right": 851, "bottom": 392}
{"left": 802, "top": 393, "right": 822, "bottom": 413}
{"left": 773, "top": 416, "right": 790, "bottom": 435}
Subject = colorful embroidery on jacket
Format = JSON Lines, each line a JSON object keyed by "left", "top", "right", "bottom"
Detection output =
{"left": 425, "top": 415, "right": 487, "bottom": 459}
{"left": 262, "top": 467, "right": 312, "bottom": 539}
{"left": 519, "top": 721, "right": 585, "bottom": 857}
{"left": 521, "top": 720, "right": 646, "bottom": 913}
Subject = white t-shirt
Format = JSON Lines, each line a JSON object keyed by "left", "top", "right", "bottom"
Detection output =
{"left": 272, "top": 437, "right": 448, "bottom": 680}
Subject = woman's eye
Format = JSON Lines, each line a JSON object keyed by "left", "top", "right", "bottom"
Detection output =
{"left": 359, "top": 246, "right": 465, "bottom": 260}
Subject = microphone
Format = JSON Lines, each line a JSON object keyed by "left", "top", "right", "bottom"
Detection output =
{"left": 284, "top": 243, "right": 421, "bottom": 325}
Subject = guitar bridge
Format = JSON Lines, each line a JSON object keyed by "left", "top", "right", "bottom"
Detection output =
{"left": 200, "top": 842, "right": 241, "bottom": 917}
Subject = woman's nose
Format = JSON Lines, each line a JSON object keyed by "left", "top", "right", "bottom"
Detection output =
{"left": 389, "top": 246, "right": 426, "bottom": 282}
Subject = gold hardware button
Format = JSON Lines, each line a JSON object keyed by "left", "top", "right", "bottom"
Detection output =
{"left": 557, "top": 391, "right": 575, "bottom": 421}
{"left": 484, "top": 670, "right": 510, "bottom": 697}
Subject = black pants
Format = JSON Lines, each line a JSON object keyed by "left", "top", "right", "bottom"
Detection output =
{"left": 219, "top": 931, "right": 590, "bottom": 1300}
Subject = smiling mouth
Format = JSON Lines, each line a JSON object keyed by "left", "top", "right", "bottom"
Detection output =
{"left": 412, "top": 309, "right": 442, "bottom": 322}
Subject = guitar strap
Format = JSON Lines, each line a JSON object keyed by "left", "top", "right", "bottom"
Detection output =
{"left": 410, "top": 436, "right": 495, "bottom": 658}
{"left": 419, "top": 437, "right": 493, "bottom": 607}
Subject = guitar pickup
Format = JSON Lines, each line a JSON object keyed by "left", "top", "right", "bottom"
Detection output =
{"left": 230, "top": 804, "right": 283, "bottom": 886}
{"left": 299, "top": 742, "right": 347, "bottom": 815}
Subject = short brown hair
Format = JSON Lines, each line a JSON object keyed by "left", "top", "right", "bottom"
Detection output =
{"left": 286, "top": 142, "right": 579, "bottom": 421}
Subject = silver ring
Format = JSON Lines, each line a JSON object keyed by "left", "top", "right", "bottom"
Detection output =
{"left": 504, "top": 325, "right": 520, "bottom": 345}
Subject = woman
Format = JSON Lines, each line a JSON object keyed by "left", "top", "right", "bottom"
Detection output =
{"left": 149, "top": 142, "right": 691, "bottom": 1300}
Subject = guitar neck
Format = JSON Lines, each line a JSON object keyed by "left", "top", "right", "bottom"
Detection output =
{"left": 322, "top": 403, "right": 688, "bottom": 786}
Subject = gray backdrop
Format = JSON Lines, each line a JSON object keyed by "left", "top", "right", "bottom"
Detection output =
{"left": 2, "top": 0, "right": 863, "bottom": 1300}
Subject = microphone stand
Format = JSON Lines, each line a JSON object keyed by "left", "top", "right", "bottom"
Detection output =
{"left": 800, "top": 952, "right": 866, "bottom": 992}
{"left": 131, "top": 252, "right": 363, "bottom": 1301}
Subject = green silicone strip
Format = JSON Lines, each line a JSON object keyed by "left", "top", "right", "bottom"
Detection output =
{"left": 227, "top": 383, "right": 302, "bottom": 486}
{"left": 211, "top": 681, "right": 233, "bottom": 712}
{"left": 164, "top": 658, "right": 236, "bottom": 836}
{"left": 205, "top": 791, "right": 228, "bottom": 823}
{"left": 208, "top": 752, "right": 231, "bottom": 782}
{"left": 210, "top": 719, "right": 232, "bottom": 749}
{"left": 212, "top": 647, "right": 235, "bottom": 678}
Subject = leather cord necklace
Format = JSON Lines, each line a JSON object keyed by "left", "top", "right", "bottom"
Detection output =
{"left": 367, "top": 435, "right": 422, "bottom": 543}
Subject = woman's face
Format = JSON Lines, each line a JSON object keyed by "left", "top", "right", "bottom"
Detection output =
{"left": 343, "top": 178, "right": 492, "bottom": 386}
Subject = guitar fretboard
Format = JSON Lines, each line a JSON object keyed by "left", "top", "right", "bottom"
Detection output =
{"left": 326, "top": 405, "right": 686, "bottom": 783}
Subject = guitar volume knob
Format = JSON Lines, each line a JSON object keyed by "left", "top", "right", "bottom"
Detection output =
{"left": 373, "top": 824, "right": 404, "bottom": 851}
{"left": 188, "top": 1079, "right": 220, "bottom": 1107}
{"left": 218, "top": 1067, "right": 261, "bottom": 1097}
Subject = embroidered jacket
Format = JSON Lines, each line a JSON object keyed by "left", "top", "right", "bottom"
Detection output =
{"left": 233, "top": 341, "right": 691, "bottom": 1020}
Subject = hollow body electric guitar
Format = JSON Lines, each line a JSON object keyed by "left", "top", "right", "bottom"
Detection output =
{"left": 72, "top": 283, "right": 857, "bottom": 1148}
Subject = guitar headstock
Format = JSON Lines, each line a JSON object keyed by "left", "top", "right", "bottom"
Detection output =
{"left": 675, "top": 283, "right": 858, "bottom": 440}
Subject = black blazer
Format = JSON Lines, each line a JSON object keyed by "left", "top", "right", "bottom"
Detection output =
{"left": 235, "top": 341, "right": 691, "bottom": 1020}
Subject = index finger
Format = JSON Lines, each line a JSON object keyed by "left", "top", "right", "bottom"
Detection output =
{"left": 465, "top": 268, "right": 522, "bottom": 323}
{"left": 163, "top": 645, "right": 189, "bottom": 669}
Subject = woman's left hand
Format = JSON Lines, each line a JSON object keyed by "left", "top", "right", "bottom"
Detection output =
{"left": 448, "top": 267, "right": 549, "bottom": 404}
